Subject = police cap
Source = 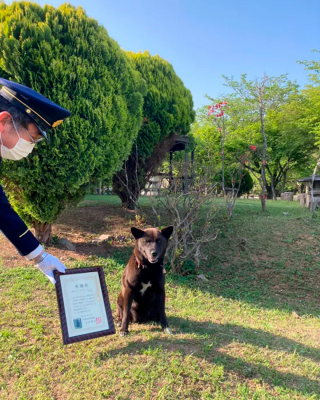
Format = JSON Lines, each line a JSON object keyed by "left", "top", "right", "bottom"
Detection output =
{"left": 0, "top": 78, "right": 71, "bottom": 140}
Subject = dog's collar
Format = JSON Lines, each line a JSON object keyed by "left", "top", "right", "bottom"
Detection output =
{"left": 135, "top": 254, "right": 165, "bottom": 271}
{"left": 134, "top": 254, "right": 145, "bottom": 269}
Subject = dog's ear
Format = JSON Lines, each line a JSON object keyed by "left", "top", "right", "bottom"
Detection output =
{"left": 131, "top": 227, "right": 145, "bottom": 239}
{"left": 161, "top": 226, "right": 173, "bottom": 240}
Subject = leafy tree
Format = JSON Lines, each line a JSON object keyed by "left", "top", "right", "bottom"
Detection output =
{"left": 191, "top": 108, "right": 221, "bottom": 179}
{"left": 264, "top": 95, "right": 317, "bottom": 195}
{"left": 195, "top": 76, "right": 312, "bottom": 203}
{"left": 112, "top": 51, "right": 195, "bottom": 210}
{"left": 0, "top": 2, "right": 144, "bottom": 243}
{"left": 206, "top": 100, "right": 245, "bottom": 218}
{"left": 298, "top": 51, "right": 320, "bottom": 211}
{"left": 236, "top": 89, "right": 318, "bottom": 197}
{"left": 299, "top": 49, "right": 320, "bottom": 84}
{"left": 192, "top": 102, "right": 251, "bottom": 217}
{"left": 217, "top": 74, "right": 298, "bottom": 210}
{"left": 237, "top": 170, "right": 253, "bottom": 196}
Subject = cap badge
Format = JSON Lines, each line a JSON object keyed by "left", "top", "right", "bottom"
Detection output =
{"left": 52, "top": 120, "right": 63, "bottom": 128}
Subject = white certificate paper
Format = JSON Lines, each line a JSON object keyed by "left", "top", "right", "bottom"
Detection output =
{"left": 60, "top": 272, "right": 109, "bottom": 337}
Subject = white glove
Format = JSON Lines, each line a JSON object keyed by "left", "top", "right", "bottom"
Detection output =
{"left": 35, "top": 252, "right": 67, "bottom": 284}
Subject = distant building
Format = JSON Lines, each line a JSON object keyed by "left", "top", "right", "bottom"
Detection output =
{"left": 142, "top": 136, "right": 194, "bottom": 195}
{"left": 298, "top": 175, "right": 320, "bottom": 211}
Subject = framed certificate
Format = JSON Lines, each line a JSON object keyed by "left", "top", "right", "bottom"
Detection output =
{"left": 54, "top": 267, "right": 115, "bottom": 345}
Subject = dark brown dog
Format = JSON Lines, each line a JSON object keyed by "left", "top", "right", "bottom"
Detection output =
{"left": 116, "top": 226, "right": 173, "bottom": 336}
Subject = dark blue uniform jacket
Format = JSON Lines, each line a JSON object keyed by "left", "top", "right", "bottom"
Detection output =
{"left": 0, "top": 159, "right": 39, "bottom": 256}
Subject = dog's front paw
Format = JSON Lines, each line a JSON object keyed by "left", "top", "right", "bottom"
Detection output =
{"left": 119, "top": 330, "right": 129, "bottom": 337}
{"left": 163, "top": 327, "right": 173, "bottom": 335}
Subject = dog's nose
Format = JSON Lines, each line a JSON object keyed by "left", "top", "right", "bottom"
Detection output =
{"left": 151, "top": 251, "right": 158, "bottom": 257}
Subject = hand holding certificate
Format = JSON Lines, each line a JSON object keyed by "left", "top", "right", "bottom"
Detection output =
{"left": 54, "top": 267, "right": 115, "bottom": 345}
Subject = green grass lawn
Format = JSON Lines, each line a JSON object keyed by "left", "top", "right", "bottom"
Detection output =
{"left": 82, "top": 194, "right": 153, "bottom": 207}
{"left": 1, "top": 197, "right": 320, "bottom": 399}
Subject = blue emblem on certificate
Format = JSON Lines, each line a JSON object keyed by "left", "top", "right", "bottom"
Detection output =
{"left": 73, "top": 318, "right": 82, "bottom": 329}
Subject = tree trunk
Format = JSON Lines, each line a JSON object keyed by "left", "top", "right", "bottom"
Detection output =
{"left": 266, "top": 184, "right": 273, "bottom": 199}
{"left": 116, "top": 190, "right": 137, "bottom": 210}
{"left": 258, "top": 81, "right": 268, "bottom": 212}
{"left": 270, "top": 176, "right": 277, "bottom": 200}
{"left": 260, "top": 169, "right": 267, "bottom": 212}
{"left": 184, "top": 150, "right": 189, "bottom": 194}
{"left": 113, "top": 133, "right": 179, "bottom": 209}
{"left": 221, "top": 117, "right": 226, "bottom": 197}
{"left": 112, "top": 150, "right": 142, "bottom": 210}
{"left": 33, "top": 221, "right": 52, "bottom": 245}
{"left": 190, "top": 149, "right": 195, "bottom": 188}
{"left": 126, "top": 197, "right": 136, "bottom": 210}
{"left": 113, "top": 171, "right": 139, "bottom": 210}
{"left": 281, "top": 170, "right": 287, "bottom": 194}
{"left": 169, "top": 151, "right": 173, "bottom": 186}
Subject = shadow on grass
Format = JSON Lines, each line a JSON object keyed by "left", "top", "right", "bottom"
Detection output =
{"left": 79, "top": 243, "right": 320, "bottom": 320}
{"left": 56, "top": 199, "right": 320, "bottom": 318}
{"left": 99, "top": 317, "right": 320, "bottom": 397}
{"left": 72, "top": 240, "right": 320, "bottom": 320}
{"left": 165, "top": 258, "right": 320, "bottom": 317}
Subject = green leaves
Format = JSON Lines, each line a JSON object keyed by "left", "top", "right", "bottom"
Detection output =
{"left": 199, "top": 72, "right": 319, "bottom": 196}
{"left": 112, "top": 51, "right": 195, "bottom": 207}
{"left": 127, "top": 51, "right": 195, "bottom": 160}
{"left": 0, "top": 2, "right": 144, "bottom": 224}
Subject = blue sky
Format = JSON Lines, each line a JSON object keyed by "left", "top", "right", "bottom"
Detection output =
{"left": 36, "top": 0, "right": 319, "bottom": 110}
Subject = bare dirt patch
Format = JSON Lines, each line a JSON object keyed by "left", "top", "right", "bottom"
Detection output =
{"left": 0, "top": 204, "right": 147, "bottom": 268}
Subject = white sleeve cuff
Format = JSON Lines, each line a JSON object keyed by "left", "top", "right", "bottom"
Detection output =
{"left": 25, "top": 244, "right": 44, "bottom": 261}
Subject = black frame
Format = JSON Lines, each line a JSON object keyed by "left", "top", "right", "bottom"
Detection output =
{"left": 54, "top": 267, "right": 115, "bottom": 345}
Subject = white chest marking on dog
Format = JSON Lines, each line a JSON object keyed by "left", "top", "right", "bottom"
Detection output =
{"left": 140, "top": 281, "right": 152, "bottom": 296}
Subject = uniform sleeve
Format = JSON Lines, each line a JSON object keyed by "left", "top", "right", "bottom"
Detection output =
{"left": 0, "top": 182, "right": 40, "bottom": 256}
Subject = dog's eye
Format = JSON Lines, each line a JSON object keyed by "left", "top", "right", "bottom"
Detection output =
{"left": 145, "top": 239, "right": 152, "bottom": 243}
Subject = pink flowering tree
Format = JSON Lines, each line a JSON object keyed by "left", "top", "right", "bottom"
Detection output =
{"left": 223, "top": 74, "right": 298, "bottom": 212}
{"left": 207, "top": 101, "right": 243, "bottom": 218}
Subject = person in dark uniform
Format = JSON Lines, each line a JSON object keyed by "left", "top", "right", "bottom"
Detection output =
{"left": 0, "top": 78, "right": 71, "bottom": 284}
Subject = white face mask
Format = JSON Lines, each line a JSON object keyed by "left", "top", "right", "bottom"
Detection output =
{"left": 0, "top": 119, "right": 35, "bottom": 161}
